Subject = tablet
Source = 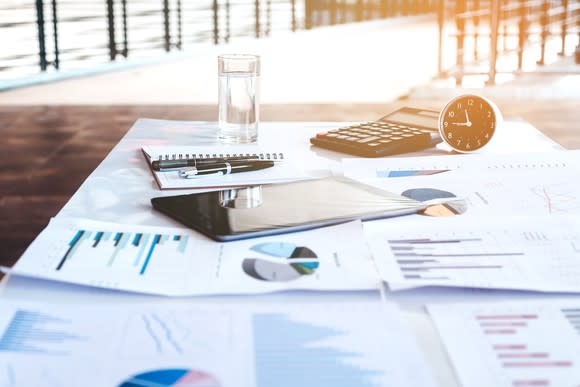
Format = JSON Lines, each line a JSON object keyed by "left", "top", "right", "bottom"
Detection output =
{"left": 151, "top": 176, "right": 423, "bottom": 241}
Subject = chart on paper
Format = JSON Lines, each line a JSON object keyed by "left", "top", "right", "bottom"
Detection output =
{"left": 9, "top": 218, "right": 215, "bottom": 295}
{"left": 55, "top": 229, "right": 190, "bottom": 275}
{"left": 342, "top": 151, "right": 580, "bottom": 180}
{"left": 0, "top": 301, "right": 437, "bottom": 387}
{"left": 11, "top": 218, "right": 378, "bottom": 296}
{"left": 428, "top": 301, "right": 580, "bottom": 387}
{"left": 366, "top": 216, "right": 580, "bottom": 292}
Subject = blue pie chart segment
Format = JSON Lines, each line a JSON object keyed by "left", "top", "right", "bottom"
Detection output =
{"left": 243, "top": 242, "right": 319, "bottom": 282}
{"left": 250, "top": 242, "right": 297, "bottom": 258}
{"left": 119, "top": 369, "right": 221, "bottom": 387}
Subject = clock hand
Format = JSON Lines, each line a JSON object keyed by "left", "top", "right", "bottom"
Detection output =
{"left": 464, "top": 109, "right": 471, "bottom": 124}
{"left": 453, "top": 122, "right": 470, "bottom": 126}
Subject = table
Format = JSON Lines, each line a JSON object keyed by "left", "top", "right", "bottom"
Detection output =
{"left": 0, "top": 118, "right": 572, "bottom": 386}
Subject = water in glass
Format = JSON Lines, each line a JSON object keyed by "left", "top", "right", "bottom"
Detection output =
{"left": 218, "top": 72, "right": 259, "bottom": 143}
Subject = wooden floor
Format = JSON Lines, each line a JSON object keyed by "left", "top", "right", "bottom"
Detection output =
{"left": 1, "top": 99, "right": 579, "bottom": 273}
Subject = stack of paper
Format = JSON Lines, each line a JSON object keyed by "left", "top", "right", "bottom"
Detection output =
{"left": 0, "top": 300, "right": 437, "bottom": 387}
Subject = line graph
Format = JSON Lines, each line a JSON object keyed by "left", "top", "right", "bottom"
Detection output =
{"left": 530, "top": 182, "right": 580, "bottom": 214}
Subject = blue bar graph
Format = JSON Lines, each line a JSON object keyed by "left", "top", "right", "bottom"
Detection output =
{"left": 55, "top": 228, "right": 190, "bottom": 274}
{"left": 92, "top": 231, "right": 104, "bottom": 247}
{"left": 133, "top": 234, "right": 151, "bottom": 267}
{"left": 56, "top": 230, "right": 85, "bottom": 270}
{"left": 0, "top": 310, "right": 85, "bottom": 355}
{"left": 253, "top": 313, "right": 382, "bottom": 387}
{"left": 140, "top": 235, "right": 161, "bottom": 275}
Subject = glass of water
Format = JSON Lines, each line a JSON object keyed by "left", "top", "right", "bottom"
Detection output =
{"left": 218, "top": 54, "right": 260, "bottom": 143}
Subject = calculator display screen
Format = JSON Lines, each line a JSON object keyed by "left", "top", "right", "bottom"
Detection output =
{"left": 383, "top": 111, "right": 439, "bottom": 129}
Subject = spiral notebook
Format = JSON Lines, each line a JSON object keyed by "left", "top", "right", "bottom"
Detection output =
{"left": 142, "top": 145, "right": 312, "bottom": 190}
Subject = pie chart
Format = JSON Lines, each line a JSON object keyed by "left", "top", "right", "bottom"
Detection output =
{"left": 242, "top": 242, "right": 319, "bottom": 282}
{"left": 119, "top": 369, "right": 220, "bottom": 387}
{"left": 402, "top": 188, "right": 467, "bottom": 217}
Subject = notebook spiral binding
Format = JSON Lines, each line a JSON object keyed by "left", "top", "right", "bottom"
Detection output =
{"left": 157, "top": 152, "right": 285, "bottom": 161}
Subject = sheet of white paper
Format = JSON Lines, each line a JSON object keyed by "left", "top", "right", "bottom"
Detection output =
{"left": 342, "top": 150, "right": 579, "bottom": 181}
{"left": 142, "top": 145, "right": 313, "bottom": 189}
{"left": 347, "top": 167, "right": 580, "bottom": 219}
{"left": 428, "top": 300, "right": 580, "bottom": 387}
{"left": 9, "top": 218, "right": 379, "bottom": 296}
{"left": 365, "top": 215, "right": 580, "bottom": 292}
{"left": 0, "top": 300, "right": 437, "bottom": 387}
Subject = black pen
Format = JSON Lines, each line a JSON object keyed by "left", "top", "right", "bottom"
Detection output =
{"left": 179, "top": 160, "right": 274, "bottom": 178}
{"left": 152, "top": 156, "right": 260, "bottom": 171}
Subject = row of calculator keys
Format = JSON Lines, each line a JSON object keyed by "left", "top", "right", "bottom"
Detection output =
{"left": 320, "top": 123, "right": 431, "bottom": 147}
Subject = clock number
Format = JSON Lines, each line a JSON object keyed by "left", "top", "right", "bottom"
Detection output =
{"left": 468, "top": 99, "right": 474, "bottom": 106}
{"left": 447, "top": 132, "right": 453, "bottom": 139}
{"left": 466, "top": 143, "right": 471, "bottom": 149}
{"left": 448, "top": 111, "right": 455, "bottom": 118}
{"left": 457, "top": 103, "right": 462, "bottom": 109}
{"left": 487, "top": 111, "right": 492, "bottom": 118}
{"left": 444, "top": 121, "right": 449, "bottom": 128}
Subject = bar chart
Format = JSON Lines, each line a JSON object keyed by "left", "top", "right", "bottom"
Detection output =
{"left": 562, "top": 308, "right": 580, "bottom": 337}
{"left": 0, "top": 309, "right": 86, "bottom": 355}
{"left": 388, "top": 236, "right": 523, "bottom": 282}
{"left": 429, "top": 302, "right": 580, "bottom": 387}
{"left": 253, "top": 312, "right": 385, "bottom": 387}
{"left": 371, "top": 216, "right": 580, "bottom": 292}
{"left": 55, "top": 228, "right": 190, "bottom": 275}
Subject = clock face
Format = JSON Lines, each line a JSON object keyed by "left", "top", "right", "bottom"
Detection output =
{"left": 439, "top": 95, "right": 498, "bottom": 152}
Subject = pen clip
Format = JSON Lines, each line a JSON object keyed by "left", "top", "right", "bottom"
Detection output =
{"left": 179, "top": 168, "right": 224, "bottom": 179}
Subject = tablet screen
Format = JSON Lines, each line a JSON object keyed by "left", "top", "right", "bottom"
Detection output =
{"left": 151, "top": 177, "right": 422, "bottom": 241}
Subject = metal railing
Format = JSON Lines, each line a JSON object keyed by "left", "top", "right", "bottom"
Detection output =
{"left": 438, "top": 0, "right": 580, "bottom": 85}
{"left": 0, "top": 0, "right": 437, "bottom": 82}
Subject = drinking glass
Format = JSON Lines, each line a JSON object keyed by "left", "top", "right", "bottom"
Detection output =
{"left": 218, "top": 54, "right": 260, "bottom": 143}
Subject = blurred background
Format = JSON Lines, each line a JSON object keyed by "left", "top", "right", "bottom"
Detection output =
{"left": 1, "top": 0, "right": 579, "bottom": 268}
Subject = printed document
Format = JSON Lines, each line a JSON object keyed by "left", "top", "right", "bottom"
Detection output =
{"left": 365, "top": 215, "right": 580, "bottom": 292}
{"left": 342, "top": 150, "right": 580, "bottom": 180}
{"left": 8, "top": 218, "right": 379, "bottom": 296}
{"left": 0, "top": 300, "right": 437, "bottom": 387}
{"left": 428, "top": 300, "right": 580, "bottom": 387}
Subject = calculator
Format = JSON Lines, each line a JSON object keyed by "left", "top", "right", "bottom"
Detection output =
{"left": 310, "top": 107, "right": 443, "bottom": 157}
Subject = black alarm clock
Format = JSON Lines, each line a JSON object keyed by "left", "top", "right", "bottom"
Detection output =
{"left": 438, "top": 94, "right": 502, "bottom": 153}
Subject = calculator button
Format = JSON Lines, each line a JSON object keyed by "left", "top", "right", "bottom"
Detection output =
{"left": 390, "top": 131, "right": 403, "bottom": 135}
{"left": 316, "top": 133, "right": 327, "bottom": 138}
{"left": 327, "top": 133, "right": 339, "bottom": 137}
{"left": 368, "top": 143, "right": 380, "bottom": 146}
{"left": 358, "top": 136, "right": 380, "bottom": 143}
{"left": 344, "top": 137, "right": 359, "bottom": 141}
{"left": 401, "top": 133, "right": 414, "bottom": 137}
{"left": 390, "top": 136, "right": 403, "bottom": 140}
